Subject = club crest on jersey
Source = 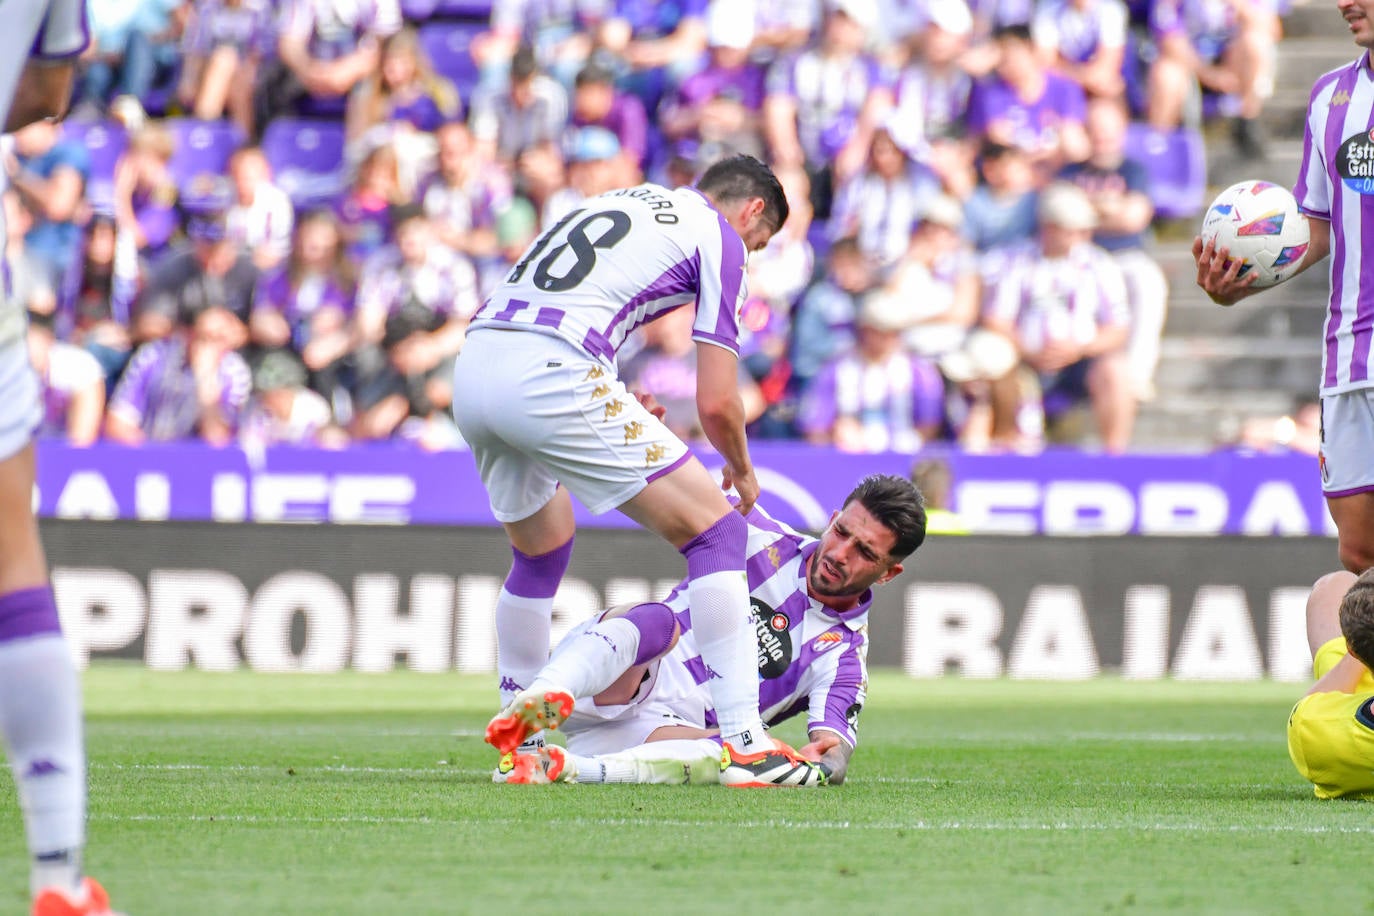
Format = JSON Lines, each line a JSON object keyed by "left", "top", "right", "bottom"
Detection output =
{"left": 752, "top": 598, "right": 793, "bottom": 679}
{"left": 812, "top": 630, "right": 843, "bottom": 653}
{"left": 1236, "top": 211, "right": 1284, "bottom": 236}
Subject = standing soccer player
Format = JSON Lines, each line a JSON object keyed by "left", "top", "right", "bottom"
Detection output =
{"left": 1194, "top": 0, "right": 1374, "bottom": 573}
{"left": 0, "top": 3, "right": 122, "bottom": 915}
{"left": 452, "top": 155, "right": 804, "bottom": 782}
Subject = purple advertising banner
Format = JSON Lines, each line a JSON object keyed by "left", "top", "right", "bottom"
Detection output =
{"left": 32, "top": 440, "right": 1331, "bottom": 536}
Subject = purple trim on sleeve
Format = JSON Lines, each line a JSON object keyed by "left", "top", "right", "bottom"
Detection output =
{"left": 705, "top": 212, "right": 745, "bottom": 343}
{"left": 534, "top": 307, "right": 564, "bottom": 329}
{"left": 644, "top": 450, "right": 691, "bottom": 485}
{"left": 0, "top": 586, "right": 62, "bottom": 643}
{"left": 491, "top": 298, "right": 530, "bottom": 320}
{"left": 599, "top": 254, "right": 701, "bottom": 354}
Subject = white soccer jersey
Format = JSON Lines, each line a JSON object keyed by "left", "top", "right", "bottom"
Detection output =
{"left": 0, "top": 0, "right": 88, "bottom": 347}
{"left": 469, "top": 184, "right": 748, "bottom": 367}
{"left": 1295, "top": 53, "right": 1374, "bottom": 395}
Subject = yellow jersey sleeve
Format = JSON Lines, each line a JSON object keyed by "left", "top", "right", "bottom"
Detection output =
{"left": 1287, "top": 637, "right": 1374, "bottom": 799}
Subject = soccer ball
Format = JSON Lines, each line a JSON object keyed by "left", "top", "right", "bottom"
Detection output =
{"left": 1199, "top": 180, "right": 1311, "bottom": 289}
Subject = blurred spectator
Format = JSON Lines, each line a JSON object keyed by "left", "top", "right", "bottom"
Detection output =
{"left": 982, "top": 183, "right": 1134, "bottom": 452}
{"left": 239, "top": 349, "right": 337, "bottom": 448}
{"left": 111, "top": 124, "right": 180, "bottom": 261}
{"left": 886, "top": 194, "right": 980, "bottom": 359}
{"left": 133, "top": 178, "right": 258, "bottom": 343}
{"left": 966, "top": 24, "right": 1089, "bottom": 172}
{"left": 476, "top": 196, "right": 540, "bottom": 297}
{"left": 106, "top": 305, "right": 252, "bottom": 446}
{"left": 26, "top": 311, "right": 105, "bottom": 447}
{"left": 543, "top": 127, "right": 625, "bottom": 225}
{"left": 470, "top": 45, "right": 569, "bottom": 164}
{"left": 1058, "top": 97, "right": 1167, "bottom": 401}
{"left": 658, "top": 8, "right": 767, "bottom": 163}
{"left": 890, "top": 0, "right": 980, "bottom": 196}
{"left": 5, "top": 120, "right": 89, "bottom": 289}
{"left": 337, "top": 143, "right": 404, "bottom": 260}
{"left": 1031, "top": 0, "right": 1128, "bottom": 99}
{"left": 828, "top": 122, "right": 940, "bottom": 269}
{"left": 1218, "top": 399, "right": 1321, "bottom": 456}
{"left": 798, "top": 289, "right": 947, "bottom": 453}
{"left": 471, "top": 0, "right": 601, "bottom": 89}
{"left": 70, "top": 216, "right": 138, "bottom": 382}
{"left": 911, "top": 456, "right": 969, "bottom": 534}
{"left": 963, "top": 141, "right": 1039, "bottom": 255}
{"left": 1146, "top": 0, "right": 1278, "bottom": 156}
{"left": 622, "top": 304, "right": 765, "bottom": 441}
{"left": 1, "top": 192, "right": 57, "bottom": 322}
{"left": 728, "top": 0, "right": 818, "bottom": 62}
{"left": 420, "top": 121, "right": 512, "bottom": 261}
{"left": 570, "top": 61, "right": 648, "bottom": 180}
{"left": 764, "top": 0, "right": 894, "bottom": 215}
{"left": 80, "top": 0, "right": 189, "bottom": 114}
{"left": 249, "top": 211, "right": 358, "bottom": 407}
{"left": 790, "top": 236, "right": 872, "bottom": 390}
{"left": 596, "top": 0, "right": 710, "bottom": 112}
{"left": 225, "top": 146, "right": 295, "bottom": 271}
{"left": 178, "top": 0, "right": 275, "bottom": 134}
{"left": 346, "top": 26, "right": 461, "bottom": 142}
{"left": 351, "top": 207, "right": 479, "bottom": 440}
{"left": 267, "top": 0, "right": 402, "bottom": 122}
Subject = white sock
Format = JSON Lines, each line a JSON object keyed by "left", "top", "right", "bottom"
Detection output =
{"left": 532, "top": 618, "right": 640, "bottom": 700}
{"left": 494, "top": 589, "right": 554, "bottom": 707}
{"left": 571, "top": 739, "right": 723, "bottom": 784}
{"left": 0, "top": 635, "right": 86, "bottom": 897}
{"left": 686, "top": 570, "right": 766, "bottom": 750}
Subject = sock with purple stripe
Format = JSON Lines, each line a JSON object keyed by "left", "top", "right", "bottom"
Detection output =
{"left": 494, "top": 538, "right": 573, "bottom": 707}
{"left": 0, "top": 587, "right": 86, "bottom": 897}
{"left": 679, "top": 512, "right": 767, "bottom": 751}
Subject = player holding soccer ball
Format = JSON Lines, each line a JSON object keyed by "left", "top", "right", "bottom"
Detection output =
{"left": 452, "top": 156, "right": 809, "bottom": 783}
{"left": 1195, "top": 0, "right": 1374, "bottom": 575}
{"left": 0, "top": 3, "right": 123, "bottom": 915}
{"left": 485, "top": 475, "right": 927, "bottom": 787}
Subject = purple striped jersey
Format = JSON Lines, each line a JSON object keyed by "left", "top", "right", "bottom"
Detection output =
{"left": 470, "top": 184, "right": 747, "bottom": 365}
{"left": 660, "top": 505, "right": 871, "bottom": 748}
{"left": 1295, "top": 52, "right": 1374, "bottom": 395}
{"left": 0, "top": 0, "right": 88, "bottom": 347}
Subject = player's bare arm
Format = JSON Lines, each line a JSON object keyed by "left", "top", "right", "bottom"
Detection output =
{"left": 1194, "top": 216, "right": 1330, "bottom": 306}
{"left": 798, "top": 730, "right": 854, "bottom": 785}
{"left": 695, "top": 342, "right": 759, "bottom": 515}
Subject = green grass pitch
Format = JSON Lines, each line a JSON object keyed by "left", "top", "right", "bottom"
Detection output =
{"left": 1, "top": 666, "right": 1368, "bottom": 915}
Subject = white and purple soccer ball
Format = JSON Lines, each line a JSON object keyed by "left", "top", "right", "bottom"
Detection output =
{"left": 1199, "top": 180, "right": 1311, "bottom": 290}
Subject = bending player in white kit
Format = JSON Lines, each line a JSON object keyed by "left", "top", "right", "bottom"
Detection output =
{"left": 1196, "top": 0, "right": 1374, "bottom": 574}
{"left": 0, "top": 2, "right": 122, "bottom": 915}
{"left": 495, "top": 475, "right": 927, "bottom": 787}
{"left": 453, "top": 156, "right": 806, "bottom": 783}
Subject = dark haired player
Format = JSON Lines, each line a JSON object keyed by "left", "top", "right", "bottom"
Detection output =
{"left": 453, "top": 155, "right": 797, "bottom": 782}
{"left": 494, "top": 475, "right": 927, "bottom": 787}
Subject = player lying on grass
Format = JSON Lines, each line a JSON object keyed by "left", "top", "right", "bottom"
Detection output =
{"left": 485, "top": 474, "right": 927, "bottom": 787}
{"left": 1288, "top": 568, "right": 1374, "bottom": 798}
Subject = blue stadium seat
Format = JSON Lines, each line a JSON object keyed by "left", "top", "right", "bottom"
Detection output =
{"left": 261, "top": 118, "right": 346, "bottom": 211}
{"left": 419, "top": 20, "right": 483, "bottom": 99}
{"left": 60, "top": 119, "right": 127, "bottom": 216}
{"left": 1124, "top": 122, "right": 1207, "bottom": 220}
{"left": 166, "top": 118, "right": 245, "bottom": 193}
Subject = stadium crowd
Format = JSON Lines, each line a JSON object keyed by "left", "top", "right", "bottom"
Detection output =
{"left": 20, "top": 0, "right": 1283, "bottom": 455}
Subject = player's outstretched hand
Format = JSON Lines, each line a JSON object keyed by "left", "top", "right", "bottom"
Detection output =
{"left": 723, "top": 465, "right": 759, "bottom": 516}
{"left": 1193, "top": 236, "right": 1258, "bottom": 306}
{"left": 631, "top": 389, "right": 667, "bottom": 421}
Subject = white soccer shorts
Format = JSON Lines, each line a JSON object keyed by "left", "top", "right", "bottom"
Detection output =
{"left": 0, "top": 336, "right": 41, "bottom": 462}
{"left": 452, "top": 328, "right": 690, "bottom": 522}
{"left": 1320, "top": 388, "right": 1374, "bottom": 497}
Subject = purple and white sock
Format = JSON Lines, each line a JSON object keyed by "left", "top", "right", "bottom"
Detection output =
{"left": 494, "top": 538, "right": 573, "bottom": 707}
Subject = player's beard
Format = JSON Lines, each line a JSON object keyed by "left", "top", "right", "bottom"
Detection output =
{"left": 806, "top": 553, "right": 864, "bottom": 601}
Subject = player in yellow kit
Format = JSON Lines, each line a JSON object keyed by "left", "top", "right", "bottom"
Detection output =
{"left": 1287, "top": 568, "right": 1374, "bottom": 798}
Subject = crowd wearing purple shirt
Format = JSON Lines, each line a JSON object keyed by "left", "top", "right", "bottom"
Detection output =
{"left": 19, "top": 0, "right": 1282, "bottom": 455}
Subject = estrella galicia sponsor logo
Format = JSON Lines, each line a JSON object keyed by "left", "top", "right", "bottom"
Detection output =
{"left": 1336, "top": 129, "right": 1374, "bottom": 194}
{"left": 752, "top": 597, "right": 792, "bottom": 679}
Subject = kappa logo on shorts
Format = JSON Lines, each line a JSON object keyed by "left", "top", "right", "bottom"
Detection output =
{"left": 584, "top": 366, "right": 605, "bottom": 380}
{"left": 644, "top": 444, "right": 667, "bottom": 466}
{"left": 624, "top": 421, "right": 645, "bottom": 443}
{"left": 591, "top": 383, "right": 611, "bottom": 399}
{"left": 603, "top": 400, "right": 625, "bottom": 420}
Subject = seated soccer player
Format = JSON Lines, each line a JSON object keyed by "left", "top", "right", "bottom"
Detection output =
{"left": 486, "top": 474, "right": 928, "bottom": 787}
{"left": 1288, "top": 569, "right": 1374, "bottom": 799}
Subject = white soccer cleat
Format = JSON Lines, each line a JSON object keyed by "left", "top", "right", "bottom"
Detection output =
{"left": 719, "top": 741, "right": 828, "bottom": 788}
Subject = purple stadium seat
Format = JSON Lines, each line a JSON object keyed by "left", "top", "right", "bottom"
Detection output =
{"left": 434, "top": 0, "right": 493, "bottom": 17}
{"left": 401, "top": 0, "right": 439, "bottom": 20}
{"left": 419, "top": 21, "right": 483, "bottom": 99}
{"left": 261, "top": 119, "right": 346, "bottom": 211}
{"left": 166, "top": 118, "right": 245, "bottom": 192}
{"left": 60, "top": 120, "right": 127, "bottom": 216}
{"left": 1124, "top": 122, "right": 1207, "bottom": 220}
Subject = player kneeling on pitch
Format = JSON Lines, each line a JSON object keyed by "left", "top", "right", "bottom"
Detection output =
{"left": 485, "top": 474, "right": 927, "bottom": 787}
{"left": 1288, "top": 569, "right": 1374, "bottom": 798}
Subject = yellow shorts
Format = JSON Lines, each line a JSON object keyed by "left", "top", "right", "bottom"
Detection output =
{"left": 1288, "top": 637, "right": 1374, "bottom": 798}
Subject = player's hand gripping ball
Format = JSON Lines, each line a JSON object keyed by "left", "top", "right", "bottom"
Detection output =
{"left": 1199, "top": 180, "right": 1311, "bottom": 290}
